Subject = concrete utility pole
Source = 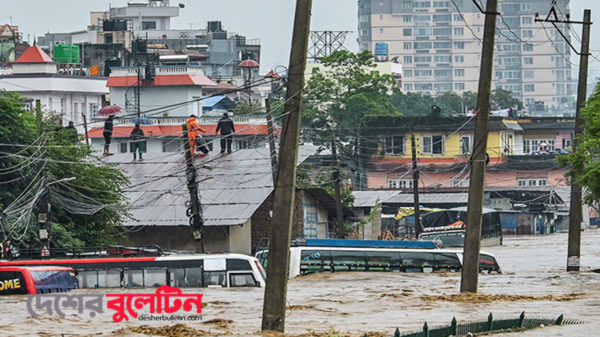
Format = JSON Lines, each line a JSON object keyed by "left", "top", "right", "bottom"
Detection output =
{"left": 182, "top": 125, "right": 205, "bottom": 254}
{"left": 261, "top": 0, "right": 312, "bottom": 332}
{"left": 535, "top": 5, "right": 593, "bottom": 272}
{"left": 82, "top": 112, "right": 90, "bottom": 146}
{"left": 265, "top": 98, "right": 278, "bottom": 183}
{"left": 331, "top": 135, "right": 345, "bottom": 238}
{"left": 460, "top": 0, "right": 498, "bottom": 293}
{"left": 411, "top": 134, "right": 421, "bottom": 238}
{"left": 566, "top": 10, "right": 592, "bottom": 272}
{"left": 38, "top": 168, "right": 50, "bottom": 253}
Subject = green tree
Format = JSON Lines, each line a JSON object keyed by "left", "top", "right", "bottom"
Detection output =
{"left": 390, "top": 92, "right": 437, "bottom": 116}
{"left": 436, "top": 91, "right": 464, "bottom": 115}
{"left": 560, "top": 85, "right": 600, "bottom": 203}
{"left": 462, "top": 91, "right": 478, "bottom": 111}
{"left": 234, "top": 101, "right": 263, "bottom": 115}
{"left": 492, "top": 88, "right": 524, "bottom": 110}
{"left": 0, "top": 93, "right": 129, "bottom": 248}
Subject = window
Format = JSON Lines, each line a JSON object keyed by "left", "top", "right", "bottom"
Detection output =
{"left": 518, "top": 178, "right": 547, "bottom": 187}
{"left": 521, "top": 3, "right": 532, "bottom": 11}
{"left": 414, "top": 69, "right": 432, "bottom": 76}
{"left": 454, "top": 69, "right": 465, "bottom": 77}
{"left": 433, "top": 14, "right": 451, "bottom": 22}
{"left": 434, "top": 42, "right": 452, "bottom": 49}
{"left": 388, "top": 179, "right": 398, "bottom": 188}
{"left": 524, "top": 70, "right": 534, "bottom": 79}
{"left": 361, "top": 29, "right": 369, "bottom": 36}
{"left": 404, "top": 84, "right": 413, "bottom": 91}
{"left": 454, "top": 28, "right": 464, "bottom": 36}
{"left": 360, "top": 15, "right": 369, "bottom": 22}
{"left": 422, "top": 135, "right": 444, "bottom": 154}
{"left": 91, "top": 103, "right": 99, "bottom": 118}
{"left": 414, "top": 15, "right": 431, "bottom": 22}
{"left": 523, "top": 44, "right": 533, "bottom": 51}
{"left": 524, "top": 84, "right": 535, "bottom": 92}
{"left": 454, "top": 55, "right": 464, "bottom": 63}
{"left": 73, "top": 103, "right": 78, "bottom": 119}
{"left": 434, "top": 56, "right": 451, "bottom": 63}
{"left": 522, "top": 30, "right": 533, "bottom": 38}
{"left": 523, "top": 57, "right": 533, "bottom": 65}
{"left": 415, "top": 55, "right": 432, "bottom": 63}
{"left": 403, "top": 28, "right": 412, "bottom": 36}
{"left": 60, "top": 98, "right": 65, "bottom": 113}
{"left": 123, "top": 270, "right": 143, "bottom": 288}
{"left": 380, "top": 28, "right": 384, "bottom": 34}
{"left": 414, "top": 42, "right": 432, "bottom": 49}
{"left": 380, "top": 15, "right": 384, "bottom": 20}
{"left": 403, "top": 42, "right": 412, "bottom": 50}
{"left": 143, "top": 270, "right": 167, "bottom": 287}
{"left": 454, "top": 83, "right": 465, "bottom": 91}
{"left": 434, "top": 69, "right": 450, "bottom": 77}
{"left": 402, "top": 1, "right": 412, "bottom": 9}
{"left": 433, "top": 1, "right": 449, "bottom": 7}
{"left": 415, "top": 83, "right": 432, "bottom": 91}
{"left": 388, "top": 179, "right": 414, "bottom": 189}
{"left": 402, "top": 16, "right": 412, "bottom": 23}
{"left": 433, "top": 28, "right": 452, "bottom": 35}
{"left": 522, "top": 17, "right": 532, "bottom": 25}
{"left": 379, "top": 0, "right": 384, "bottom": 6}
{"left": 141, "top": 21, "right": 157, "bottom": 30}
{"left": 414, "top": 1, "right": 431, "bottom": 8}
{"left": 229, "top": 273, "right": 257, "bottom": 287}
{"left": 523, "top": 139, "right": 555, "bottom": 154}
{"left": 236, "top": 140, "right": 249, "bottom": 150}
{"left": 384, "top": 135, "right": 404, "bottom": 155}
{"left": 403, "top": 56, "right": 413, "bottom": 64}
{"left": 403, "top": 70, "right": 413, "bottom": 77}
{"left": 415, "top": 28, "right": 432, "bottom": 36}
{"left": 460, "top": 135, "right": 472, "bottom": 154}
{"left": 454, "top": 42, "right": 465, "bottom": 49}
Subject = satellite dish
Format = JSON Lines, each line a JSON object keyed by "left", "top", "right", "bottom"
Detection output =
{"left": 178, "top": 3, "right": 185, "bottom": 8}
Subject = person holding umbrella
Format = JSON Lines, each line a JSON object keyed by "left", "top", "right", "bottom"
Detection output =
{"left": 130, "top": 124, "right": 145, "bottom": 161}
{"left": 103, "top": 115, "right": 115, "bottom": 156}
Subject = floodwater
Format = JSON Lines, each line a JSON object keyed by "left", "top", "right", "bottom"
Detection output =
{"left": 2, "top": 231, "right": 600, "bottom": 337}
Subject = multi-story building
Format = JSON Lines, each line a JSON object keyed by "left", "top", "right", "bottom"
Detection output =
{"left": 358, "top": 0, "right": 573, "bottom": 113}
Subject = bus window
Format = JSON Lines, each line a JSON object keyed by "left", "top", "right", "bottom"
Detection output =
{"left": 79, "top": 271, "right": 98, "bottom": 288}
{"left": 30, "top": 270, "right": 77, "bottom": 293}
{"left": 480, "top": 254, "right": 501, "bottom": 273}
{"left": 226, "top": 259, "right": 252, "bottom": 271}
{"left": 401, "top": 252, "right": 434, "bottom": 273}
{"left": 204, "top": 259, "right": 226, "bottom": 271}
{"left": 300, "top": 250, "right": 331, "bottom": 274}
{"left": 144, "top": 269, "right": 167, "bottom": 287}
{"left": 364, "top": 252, "right": 401, "bottom": 272}
{"left": 229, "top": 273, "right": 257, "bottom": 287}
{"left": 186, "top": 268, "right": 203, "bottom": 287}
{"left": 204, "top": 271, "right": 226, "bottom": 287}
{"left": 256, "top": 252, "right": 268, "bottom": 270}
{"left": 330, "top": 251, "right": 367, "bottom": 272}
{"left": 434, "top": 253, "right": 461, "bottom": 272}
{"left": 124, "top": 270, "right": 143, "bottom": 288}
{"left": 170, "top": 268, "right": 186, "bottom": 287}
{"left": 0, "top": 271, "right": 27, "bottom": 295}
{"left": 98, "top": 270, "right": 121, "bottom": 288}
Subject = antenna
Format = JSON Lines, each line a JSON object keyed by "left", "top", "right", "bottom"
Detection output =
{"left": 307, "top": 31, "right": 350, "bottom": 62}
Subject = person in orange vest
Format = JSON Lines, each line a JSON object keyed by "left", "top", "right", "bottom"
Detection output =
{"left": 186, "top": 115, "right": 207, "bottom": 156}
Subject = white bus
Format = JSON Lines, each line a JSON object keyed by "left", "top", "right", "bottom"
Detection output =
{"left": 256, "top": 247, "right": 501, "bottom": 279}
{"left": 1, "top": 253, "right": 267, "bottom": 288}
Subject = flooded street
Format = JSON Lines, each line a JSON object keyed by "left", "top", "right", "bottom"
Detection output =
{"left": 1, "top": 231, "right": 600, "bottom": 336}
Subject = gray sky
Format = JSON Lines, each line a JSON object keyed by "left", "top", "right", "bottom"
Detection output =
{"left": 3, "top": 1, "right": 600, "bottom": 74}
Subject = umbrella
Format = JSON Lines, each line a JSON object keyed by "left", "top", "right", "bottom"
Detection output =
{"left": 130, "top": 117, "right": 153, "bottom": 125}
{"left": 98, "top": 105, "right": 122, "bottom": 116}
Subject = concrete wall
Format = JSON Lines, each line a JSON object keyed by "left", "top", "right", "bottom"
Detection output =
{"left": 109, "top": 85, "right": 202, "bottom": 118}
{"left": 229, "top": 220, "right": 251, "bottom": 255}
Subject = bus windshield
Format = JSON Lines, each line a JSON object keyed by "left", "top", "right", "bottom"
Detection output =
{"left": 30, "top": 270, "right": 78, "bottom": 293}
{"left": 419, "top": 231, "right": 465, "bottom": 248}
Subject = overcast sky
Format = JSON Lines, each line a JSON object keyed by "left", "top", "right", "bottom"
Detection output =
{"left": 3, "top": 1, "right": 600, "bottom": 75}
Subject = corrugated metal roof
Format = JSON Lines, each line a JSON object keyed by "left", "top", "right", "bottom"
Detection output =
{"left": 352, "top": 191, "right": 401, "bottom": 207}
{"left": 104, "top": 146, "right": 316, "bottom": 227}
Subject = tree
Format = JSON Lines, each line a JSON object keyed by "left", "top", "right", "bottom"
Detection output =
{"left": 234, "top": 101, "right": 263, "bottom": 115}
{"left": 560, "top": 85, "right": 600, "bottom": 203}
{"left": 492, "top": 88, "right": 524, "bottom": 110}
{"left": 0, "top": 93, "right": 129, "bottom": 248}
{"left": 436, "top": 91, "right": 464, "bottom": 115}
{"left": 462, "top": 91, "right": 478, "bottom": 111}
{"left": 390, "top": 92, "right": 437, "bottom": 116}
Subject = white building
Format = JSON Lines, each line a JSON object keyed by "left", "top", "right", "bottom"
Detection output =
{"left": 0, "top": 45, "right": 108, "bottom": 133}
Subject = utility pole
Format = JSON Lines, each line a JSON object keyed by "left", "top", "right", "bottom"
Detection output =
{"left": 36, "top": 100, "right": 43, "bottom": 136}
{"left": 82, "top": 112, "right": 90, "bottom": 146}
{"left": 38, "top": 167, "right": 50, "bottom": 254}
{"left": 261, "top": 0, "right": 312, "bottom": 332}
{"left": 331, "top": 135, "right": 345, "bottom": 239}
{"left": 535, "top": 5, "right": 592, "bottom": 272}
{"left": 182, "top": 125, "right": 205, "bottom": 254}
{"left": 460, "top": 0, "right": 498, "bottom": 293}
{"left": 411, "top": 134, "right": 421, "bottom": 238}
{"left": 265, "top": 98, "right": 278, "bottom": 183}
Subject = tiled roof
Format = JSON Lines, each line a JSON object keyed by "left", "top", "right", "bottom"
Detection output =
{"left": 107, "top": 74, "right": 216, "bottom": 87}
{"left": 14, "top": 46, "right": 54, "bottom": 63}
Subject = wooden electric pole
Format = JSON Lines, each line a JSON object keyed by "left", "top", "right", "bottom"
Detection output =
{"left": 182, "top": 125, "right": 205, "bottom": 254}
{"left": 535, "top": 5, "right": 593, "bottom": 271}
{"left": 261, "top": 0, "right": 312, "bottom": 332}
{"left": 265, "top": 98, "right": 278, "bottom": 183}
{"left": 411, "top": 134, "right": 421, "bottom": 238}
{"left": 460, "top": 0, "right": 498, "bottom": 293}
{"left": 331, "top": 136, "right": 345, "bottom": 238}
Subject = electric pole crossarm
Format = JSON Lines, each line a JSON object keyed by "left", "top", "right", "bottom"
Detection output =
{"left": 471, "top": 0, "right": 500, "bottom": 15}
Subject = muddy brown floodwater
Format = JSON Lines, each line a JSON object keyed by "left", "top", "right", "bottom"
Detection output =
{"left": 1, "top": 231, "right": 600, "bottom": 337}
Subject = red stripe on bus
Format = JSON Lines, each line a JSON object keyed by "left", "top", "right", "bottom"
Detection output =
{"left": 0, "top": 257, "right": 158, "bottom": 266}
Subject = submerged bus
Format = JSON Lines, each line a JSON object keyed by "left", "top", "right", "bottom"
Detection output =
{"left": 0, "top": 266, "right": 78, "bottom": 295}
{"left": 256, "top": 246, "right": 501, "bottom": 279}
{"left": 0, "top": 254, "right": 266, "bottom": 289}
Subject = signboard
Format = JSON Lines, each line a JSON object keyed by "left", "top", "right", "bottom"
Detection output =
{"left": 375, "top": 42, "right": 389, "bottom": 56}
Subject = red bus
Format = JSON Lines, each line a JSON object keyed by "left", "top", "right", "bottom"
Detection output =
{"left": 0, "top": 266, "right": 79, "bottom": 295}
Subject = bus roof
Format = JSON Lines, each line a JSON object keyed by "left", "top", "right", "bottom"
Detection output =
{"left": 0, "top": 266, "right": 74, "bottom": 272}
{"left": 301, "top": 239, "right": 437, "bottom": 249}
